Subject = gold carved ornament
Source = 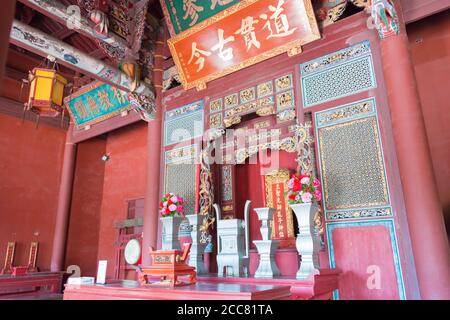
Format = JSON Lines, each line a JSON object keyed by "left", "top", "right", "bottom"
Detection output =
{"left": 256, "top": 106, "right": 276, "bottom": 117}
{"left": 295, "top": 121, "right": 317, "bottom": 175}
{"left": 224, "top": 115, "right": 242, "bottom": 128}
{"left": 295, "top": 121, "right": 324, "bottom": 236}
{"left": 198, "top": 142, "right": 216, "bottom": 244}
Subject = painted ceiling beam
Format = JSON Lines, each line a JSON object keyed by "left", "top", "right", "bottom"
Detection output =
{"left": 10, "top": 20, "right": 155, "bottom": 119}
{"left": 11, "top": 20, "right": 132, "bottom": 90}
{"left": 17, "top": 0, "right": 129, "bottom": 56}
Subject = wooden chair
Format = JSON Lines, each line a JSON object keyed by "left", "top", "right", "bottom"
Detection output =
{"left": 1, "top": 242, "right": 16, "bottom": 275}
{"left": 27, "top": 242, "right": 39, "bottom": 273}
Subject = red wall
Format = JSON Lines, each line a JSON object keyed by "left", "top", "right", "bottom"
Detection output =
{"left": 332, "top": 225, "right": 400, "bottom": 300}
{"left": 407, "top": 10, "right": 450, "bottom": 236}
{"left": 96, "top": 122, "right": 148, "bottom": 278}
{"left": 0, "top": 113, "right": 65, "bottom": 270}
{"left": 65, "top": 137, "right": 106, "bottom": 276}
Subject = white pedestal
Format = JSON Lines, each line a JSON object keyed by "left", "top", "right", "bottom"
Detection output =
{"left": 253, "top": 240, "right": 280, "bottom": 278}
{"left": 253, "top": 208, "right": 280, "bottom": 279}
{"left": 186, "top": 214, "right": 207, "bottom": 275}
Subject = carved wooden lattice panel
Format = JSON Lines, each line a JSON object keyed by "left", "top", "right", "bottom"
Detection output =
{"left": 164, "top": 144, "right": 199, "bottom": 236}
{"left": 164, "top": 163, "right": 197, "bottom": 217}
{"left": 315, "top": 99, "right": 390, "bottom": 216}
{"left": 164, "top": 100, "right": 204, "bottom": 146}
{"left": 301, "top": 41, "right": 376, "bottom": 107}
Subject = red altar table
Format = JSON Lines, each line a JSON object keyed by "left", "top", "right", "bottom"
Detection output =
{"left": 0, "top": 272, "right": 66, "bottom": 299}
{"left": 197, "top": 269, "right": 340, "bottom": 300}
{"left": 63, "top": 268, "right": 339, "bottom": 300}
{"left": 63, "top": 280, "right": 291, "bottom": 300}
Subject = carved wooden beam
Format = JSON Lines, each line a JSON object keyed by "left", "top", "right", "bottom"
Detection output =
{"left": 10, "top": 20, "right": 152, "bottom": 94}
{"left": 17, "top": 0, "right": 129, "bottom": 56}
{"left": 10, "top": 20, "right": 156, "bottom": 119}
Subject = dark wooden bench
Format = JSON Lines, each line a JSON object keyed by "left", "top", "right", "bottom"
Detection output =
{"left": 0, "top": 272, "right": 66, "bottom": 299}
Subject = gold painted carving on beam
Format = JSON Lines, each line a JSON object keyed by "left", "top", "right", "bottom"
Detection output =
{"left": 210, "top": 113, "right": 223, "bottom": 128}
{"left": 210, "top": 98, "right": 223, "bottom": 113}
{"left": 240, "top": 87, "right": 256, "bottom": 104}
{"left": 275, "top": 74, "right": 293, "bottom": 92}
{"left": 224, "top": 93, "right": 238, "bottom": 109}
{"left": 257, "top": 81, "right": 274, "bottom": 98}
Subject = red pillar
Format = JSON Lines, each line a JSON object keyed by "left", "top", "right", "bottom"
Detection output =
{"left": 142, "top": 27, "right": 166, "bottom": 265}
{"left": 50, "top": 126, "right": 77, "bottom": 271}
{"left": 379, "top": 2, "right": 450, "bottom": 299}
{"left": 0, "top": 1, "right": 16, "bottom": 80}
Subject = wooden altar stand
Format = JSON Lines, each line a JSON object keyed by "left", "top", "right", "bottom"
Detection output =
{"left": 63, "top": 269, "right": 340, "bottom": 300}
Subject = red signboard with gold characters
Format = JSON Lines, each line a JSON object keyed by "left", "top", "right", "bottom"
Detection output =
{"left": 168, "top": 0, "right": 320, "bottom": 90}
{"left": 264, "top": 169, "right": 296, "bottom": 248}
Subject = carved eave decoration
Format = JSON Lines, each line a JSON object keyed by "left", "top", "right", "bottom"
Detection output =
{"left": 313, "top": 0, "right": 370, "bottom": 27}
{"left": 163, "top": 65, "right": 181, "bottom": 92}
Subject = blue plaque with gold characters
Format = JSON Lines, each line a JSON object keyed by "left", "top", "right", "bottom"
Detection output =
{"left": 64, "top": 81, "right": 138, "bottom": 128}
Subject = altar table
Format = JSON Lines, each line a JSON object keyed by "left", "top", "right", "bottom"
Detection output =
{"left": 197, "top": 268, "right": 340, "bottom": 300}
{"left": 63, "top": 280, "right": 291, "bottom": 300}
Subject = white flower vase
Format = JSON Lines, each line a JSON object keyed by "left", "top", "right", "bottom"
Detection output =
{"left": 290, "top": 203, "right": 320, "bottom": 279}
{"left": 161, "top": 215, "right": 184, "bottom": 250}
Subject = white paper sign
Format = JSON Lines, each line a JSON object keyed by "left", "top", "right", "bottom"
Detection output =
{"left": 96, "top": 260, "right": 108, "bottom": 284}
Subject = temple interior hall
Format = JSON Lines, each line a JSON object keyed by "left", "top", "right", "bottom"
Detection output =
{"left": 0, "top": 0, "right": 449, "bottom": 301}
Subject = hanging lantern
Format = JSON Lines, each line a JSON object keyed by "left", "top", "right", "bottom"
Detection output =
{"left": 25, "top": 67, "right": 68, "bottom": 118}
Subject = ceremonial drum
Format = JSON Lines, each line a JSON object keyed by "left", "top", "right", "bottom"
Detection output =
{"left": 124, "top": 239, "right": 142, "bottom": 266}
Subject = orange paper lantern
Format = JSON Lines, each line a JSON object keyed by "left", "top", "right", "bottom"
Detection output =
{"left": 25, "top": 68, "right": 68, "bottom": 117}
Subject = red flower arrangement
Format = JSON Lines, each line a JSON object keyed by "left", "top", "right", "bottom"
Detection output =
{"left": 286, "top": 173, "right": 322, "bottom": 205}
{"left": 159, "top": 193, "right": 185, "bottom": 217}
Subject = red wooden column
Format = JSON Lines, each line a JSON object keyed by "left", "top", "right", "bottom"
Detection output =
{"left": 378, "top": 1, "right": 450, "bottom": 299}
{"left": 50, "top": 126, "right": 77, "bottom": 272}
{"left": 0, "top": 1, "right": 16, "bottom": 80}
{"left": 142, "top": 27, "right": 166, "bottom": 265}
